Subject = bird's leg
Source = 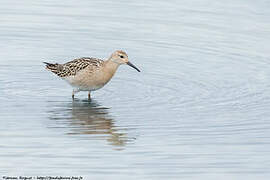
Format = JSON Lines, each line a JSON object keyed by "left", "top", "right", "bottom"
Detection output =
{"left": 72, "top": 92, "right": 75, "bottom": 100}
{"left": 72, "top": 89, "right": 79, "bottom": 100}
{"left": 88, "top": 91, "right": 91, "bottom": 100}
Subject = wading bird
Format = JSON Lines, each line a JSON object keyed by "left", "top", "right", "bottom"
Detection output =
{"left": 44, "top": 50, "right": 140, "bottom": 100}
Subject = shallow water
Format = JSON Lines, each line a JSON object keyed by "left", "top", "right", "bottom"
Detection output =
{"left": 0, "top": 0, "right": 270, "bottom": 179}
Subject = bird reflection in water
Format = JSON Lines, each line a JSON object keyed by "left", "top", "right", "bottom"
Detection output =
{"left": 48, "top": 100, "right": 133, "bottom": 147}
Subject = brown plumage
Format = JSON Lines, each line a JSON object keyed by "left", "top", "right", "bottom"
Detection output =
{"left": 44, "top": 57, "right": 104, "bottom": 77}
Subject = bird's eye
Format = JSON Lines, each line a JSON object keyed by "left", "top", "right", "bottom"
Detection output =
{"left": 120, "top": 55, "right": 124, "bottom": 58}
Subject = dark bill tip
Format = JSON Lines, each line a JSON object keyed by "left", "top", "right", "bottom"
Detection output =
{"left": 127, "top": 61, "right": 140, "bottom": 72}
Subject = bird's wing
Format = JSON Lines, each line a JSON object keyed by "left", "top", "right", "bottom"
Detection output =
{"left": 49, "top": 57, "right": 104, "bottom": 78}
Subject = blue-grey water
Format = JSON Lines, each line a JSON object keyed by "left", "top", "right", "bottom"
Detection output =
{"left": 0, "top": 0, "right": 270, "bottom": 179}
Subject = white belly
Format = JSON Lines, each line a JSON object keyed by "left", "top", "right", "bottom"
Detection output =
{"left": 63, "top": 68, "right": 108, "bottom": 91}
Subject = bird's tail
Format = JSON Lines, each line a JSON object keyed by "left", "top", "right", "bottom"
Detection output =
{"left": 43, "top": 62, "right": 63, "bottom": 75}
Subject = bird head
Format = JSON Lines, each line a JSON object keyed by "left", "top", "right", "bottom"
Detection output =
{"left": 110, "top": 50, "right": 140, "bottom": 72}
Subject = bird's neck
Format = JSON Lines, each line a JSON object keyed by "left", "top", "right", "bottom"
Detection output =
{"left": 104, "top": 59, "right": 120, "bottom": 79}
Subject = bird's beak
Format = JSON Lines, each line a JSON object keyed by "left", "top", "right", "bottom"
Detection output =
{"left": 127, "top": 61, "right": 140, "bottom": 72}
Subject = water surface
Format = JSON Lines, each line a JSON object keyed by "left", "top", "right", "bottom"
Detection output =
{"left": 0, "top": 0, "right": 270, "bottom": 179}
